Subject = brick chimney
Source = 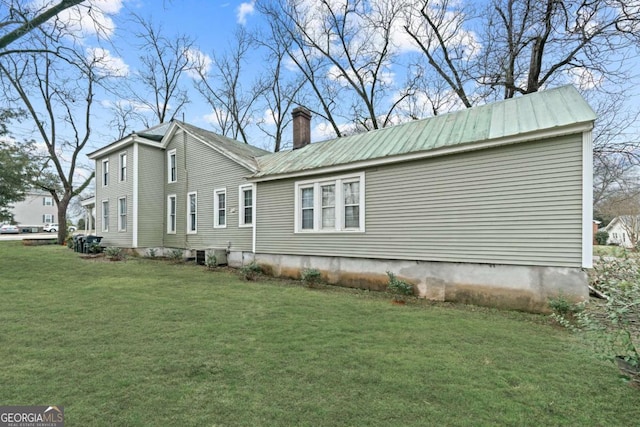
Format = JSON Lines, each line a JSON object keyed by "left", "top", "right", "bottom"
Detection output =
{"left": 292, "top": 107, "right": 312, "bottom": 150}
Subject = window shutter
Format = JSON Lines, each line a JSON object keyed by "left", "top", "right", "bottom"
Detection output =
{"left": 43, "top": 198, "right": 45, "bottom": 205}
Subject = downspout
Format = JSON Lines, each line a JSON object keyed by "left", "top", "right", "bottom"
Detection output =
{"left": 132, "top": 142, "right": 139, "bottom": 248}
{"left": 252, "top": 183, "right": 257, "bottom": 255}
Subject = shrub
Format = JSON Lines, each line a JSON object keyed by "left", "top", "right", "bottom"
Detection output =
{"left": 146, "top": 248, "right": 157, "bottom": 258}
{"left": 65, "top": 235, "right": 73, "bottom": 249}
{"left": 595, "top": 231, "right": 609, "bottom": 246}
{"left": 553, "top": 255, "right": 640, "bottom": 384}
{"left": 168, "top": 248, "right": 184, "bottom": 263}
{"left": 104, "top": 246, "right": 124, "bottom": 261}
{"left": 204, "top": 253, "right": 217, "bottom": 270}
{"left": 240, "top": 262, "right": 262, "bottom": 281}
{"left": 88, "top": 242, "right": 103, "bottom": 254}
{"left": 301, "top": 268, "right": 322, "bottom": 288}
{"left": 548, "top": 294, "right": 583, "bottom": 318}
{"left": 386, "top": 271, "right": 414, "bottom": 302}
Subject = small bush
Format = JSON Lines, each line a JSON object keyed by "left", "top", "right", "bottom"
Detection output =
{"left": 65, "top": 235, "right": 73, "bottom": 249}
{"left": 240, "top": 262, "right": 262, "bottom": 281}
{"left": 104, "top": 246, "right": 124, "bottom": 261}
{"left": 554, "top": 255, "right": 640, "bottom": 385}
{"left": 301, "top": 268, "right": 322, "bottom": 287}
{"left": 548, "top": 294, "right": 583, "bottom": 318}
{"left": 168, "top": 248, "right": 184, "bottom": 263}
{"left": 595, "top": 231, "right": 609, "bottom": 246}
{"left": 88, "top": 242, "right": 103, "bottom": 254}
{"left": 146, "top": 248, "right": 157, "bottom": 258}
{"left": 204, "top": 253, "right": 217, "bottom": 270}
{"left": 386, "top": 271, "right": 414, "bottom": 302}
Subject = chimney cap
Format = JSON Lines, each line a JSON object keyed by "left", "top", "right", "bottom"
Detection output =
{"left": 292, "top": 106, "right": 312, "bottom": 119}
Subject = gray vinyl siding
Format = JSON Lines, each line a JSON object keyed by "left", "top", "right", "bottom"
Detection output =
{"left": 95, "top": 148, "right": 134, "bottom": 247}
{"left": 163, "top": 129, "right": 254, "bottom": 251}
{"left": 256, "top": 134, "right": 584, "bottom": 267}
{"left": 137, "top": 144, "right": 164, "bottom": 247}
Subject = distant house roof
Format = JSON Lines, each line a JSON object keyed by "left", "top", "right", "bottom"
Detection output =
{"left": 253, "top": 85, "right": 596, "bottom": 180}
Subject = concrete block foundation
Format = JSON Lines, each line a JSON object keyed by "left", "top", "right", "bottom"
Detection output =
{"left": 253, "top": 253, "right": 588, "bottom": 313}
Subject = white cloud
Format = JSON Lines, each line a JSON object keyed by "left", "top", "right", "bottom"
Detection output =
{"left": 261, "top": 109, "right": 277, "bottom": 126}
{"left": 36, "top": 0, "right": 124, "bottom": 40}
{"left": 237, "top": 0, "right": 256, "bottom": 25}
{"left": 184, "top": 48, "right": 212, "bottom": 79}
{"left": 567, "top": 67, "right": 603, "bottom": 91}
{"left": 87, "top": 47, "right": 129, "bottom": 76}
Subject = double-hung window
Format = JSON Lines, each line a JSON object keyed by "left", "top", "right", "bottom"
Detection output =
{"left": 102, "top": 200, "right": 109, "bottom": 232}
{"left": 167, "top": 195, "right": 176, "bottom": 234}
{"left": 119, "top": 152, "right": 127, "bottom": 182}
{"left": 187, "top": 192, "right": 197, "bottom": 233}
{"left": 102, "top": 159, "right": 109, "bottom": 187}
{"left": 167, "top": 149, "right": 177, "bottom": 183}
{"left": 294, "top": 172, "right": 365, "bottom": 233}
{"left": 118, "top": 197, "right": 127, "bottom": 231}
{"left": 239, "top": 184, "right": 254, "bottom": 227}
{"left": 43, "top": 196, "right": 53, "bottom": 206}
{"left": 214, "top": 188, "right": 226, "bottom": 228}
{"left": 43, "top": 214, "right": 54, "bottom": 223}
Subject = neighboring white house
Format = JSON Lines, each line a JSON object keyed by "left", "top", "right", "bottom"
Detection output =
{"left": 603, "top": 216, "right": 640, "bottom": 248}
{"left": 8, "top": 190, "right": 57, "bottom": 229}
{"left": 87, "top": 85, "right": 595, "bottom": 312}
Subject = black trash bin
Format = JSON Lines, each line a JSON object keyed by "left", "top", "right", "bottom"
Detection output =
{"left": 73, "top": 234, "right": 85, "bottom": 252}
{"left": 83, "top": 235, "right": 103, "bottom": 254}
{"left": 76, "top": 236, "right": 86, "bottom": 253}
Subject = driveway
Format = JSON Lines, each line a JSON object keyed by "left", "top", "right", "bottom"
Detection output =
{"left": 0, "top": 232, "right": 59, "bottom": 241}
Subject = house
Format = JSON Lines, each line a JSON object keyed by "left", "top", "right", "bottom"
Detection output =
{"left": 6, "top": 190, "right": 57, "bottom": 230}
{"left": 603, "top": 216, "right": 639, "bottom": 248}
{"left": 88, "top": 85, "right": 595, "bottom": 312}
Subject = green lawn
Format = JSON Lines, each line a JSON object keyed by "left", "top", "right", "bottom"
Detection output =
{"left": 1, "top": 242, "right": 638, "bottom": 426}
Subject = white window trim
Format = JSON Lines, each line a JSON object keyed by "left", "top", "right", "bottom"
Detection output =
{"left": 43, "top": 196, "right": 53, "bottom": 206}
{"left": 238, "top": 184, "right": 255, "bottom": 228}
{"left": 294, "top": 172, "right": 365, "bottom": 233}
{"left": 167, "top": 149, "right": 177, "bottom": 183}
{"left": 101, "top": 199, "right": 109, "bottom": 232}
{"left": 43, "top": 214, "right": 54, "bottom": 223}
{"left": 102, "top": 159, "right": 109, "bottom": 187}
{"left": 118, "top": 196, "right": 127, "bottom": 232}
{"left": 214, "top": 188, "right": 227, "bottom": 229}
{"left": 167, "top": 194, "right": 177, "bottom": 234}
{"left": 119, "top": 151, "right": 127, "bottom": 182}
{"left": 187, "top": 191, "right": 197, "bottom": 234}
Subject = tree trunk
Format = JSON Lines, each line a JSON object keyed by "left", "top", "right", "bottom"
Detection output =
{"left": 56, "top": 195, "right": 70, "bottom": 245}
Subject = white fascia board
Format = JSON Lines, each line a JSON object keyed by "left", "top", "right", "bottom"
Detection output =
{"left": 249, "top": 122, "right": 594, "bottom": 183}
{"left": 169, "top": 122, "right": 259, "bottom": 173}
{"left": 88, "top": 135, "right": 161, "bottom": 160}
{"left": 582, "top": 130, "right": 593, "bottom": 268}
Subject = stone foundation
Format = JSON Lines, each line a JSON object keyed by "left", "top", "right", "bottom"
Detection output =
{"left": 252, "top": 253, "right": 588, "bottom": 313}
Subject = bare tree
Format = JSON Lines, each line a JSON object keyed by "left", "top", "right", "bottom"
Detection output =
{"left": 258, "top": 0, "right": 416, "bottom": 136}
{"left": 406, "top": 0, "right": 640, "bottom": 104}
{"left": 0, "top": 0, "right": 85, "bottom": 54}
{"left": 116, "top": 15, "right": 195, "bottom": 129}
{"left": 0, "top": 44, "right": 98, "bottom": 243}
{"left": 600, "top": 187, "right": 640, "bottom": 249}
{"left": 194, "top": 27, "right": 263, "bottom": 144}
{"left": 252, "top": 28, "right": 305, "bottom": 152}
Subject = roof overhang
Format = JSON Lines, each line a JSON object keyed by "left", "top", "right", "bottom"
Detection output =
{"left": 249, "top": 121, "right": 594, "bottom": 183}
{"left": 164, "top": 122, "right": 260, "bottom": 173}
{"left": 87, "top": 134, "right": 161, "bottom": 159}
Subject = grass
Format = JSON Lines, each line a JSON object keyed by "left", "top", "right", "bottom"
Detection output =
{"left": 1, "top": 242, "right": 638, "bottom": 426}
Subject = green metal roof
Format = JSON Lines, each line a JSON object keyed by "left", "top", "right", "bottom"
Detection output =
{"left": 254, "top": 85, "right": 596, "bottom": 179}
